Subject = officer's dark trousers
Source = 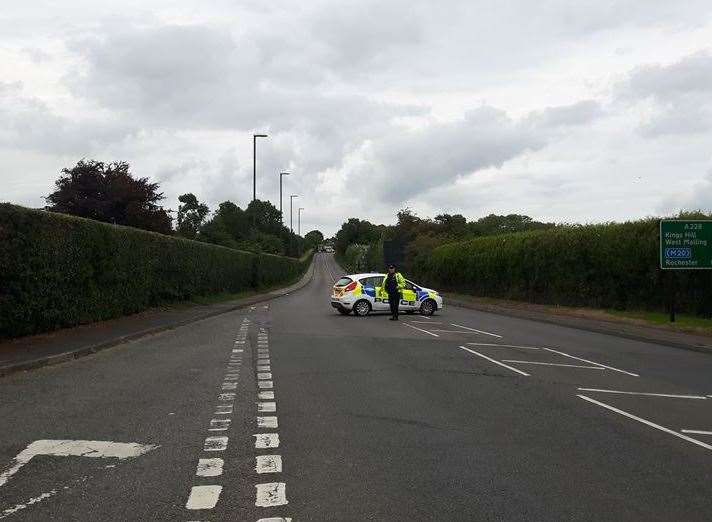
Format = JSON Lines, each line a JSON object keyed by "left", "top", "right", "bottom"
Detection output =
{"left": 388, "top": 292, "right": 400, "bottom": 319}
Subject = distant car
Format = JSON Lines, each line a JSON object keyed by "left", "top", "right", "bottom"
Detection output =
{"left": 331, "top": 272, "right": 444, "bottom": 316}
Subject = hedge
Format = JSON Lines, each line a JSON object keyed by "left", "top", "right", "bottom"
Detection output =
{"left": 0, "top": 204, "right": 312, "bottom": 338}
{"left": 412, "top": 219, "right": 712, "bottom": 316}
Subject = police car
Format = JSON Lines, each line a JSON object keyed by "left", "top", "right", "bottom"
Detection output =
{"left": 331, "top": 273, "right": 444, "bottom": 316}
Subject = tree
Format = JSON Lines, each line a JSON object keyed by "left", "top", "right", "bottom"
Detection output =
{"left": 245, "top": 199, "right": 283, "bottom": 236}
{"left": 334, "top": 218, "right": 381, "bottom": 254}
{"left": 176, "top": 193, "right": 210, "bottom": 239}
{"left": 45, "top": 159, "right": 172, "bottom": 234}
{"left": 304, "top": 230, "right": 324, "bottom": 250}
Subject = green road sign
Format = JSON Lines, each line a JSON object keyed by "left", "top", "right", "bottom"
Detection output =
{"left": 660, "top": 220, "right": 712, "bottom": 269}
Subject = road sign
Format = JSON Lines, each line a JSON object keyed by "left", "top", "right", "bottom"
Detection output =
{"left": 660, "top": 220, "right": 712, "bottom": 270}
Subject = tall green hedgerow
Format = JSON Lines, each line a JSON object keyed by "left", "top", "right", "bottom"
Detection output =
{"left": 412, "top": 219, "right": 712, "bottom": 315}
{"left": 0, "top": 204, "right": 311, "bottom": 338}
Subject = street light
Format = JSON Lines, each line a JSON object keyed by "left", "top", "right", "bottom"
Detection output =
{"left": 289, "top": 194, "right": 298, "bottom": 233}
{"left": 298, "top": 207, "right": 304, "bottom": 236}
{"left": 279, "top": 172, "right": 290, "bottom": 225}
{"left": 252, "top": 133, "right": 268, "bottom": 202}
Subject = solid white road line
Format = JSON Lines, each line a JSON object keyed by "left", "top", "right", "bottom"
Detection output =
{"left": 196, "top": 458, "right": 224, "bottom": 477}
{"left": 543, "top": 348, "right": 639, "bottom": 377}
{"left": 578, "top": 388, "right": 708, "bottom": 400}
{"left": 257, "top": 518, "right": 293, "bottom": 522}
{"left": 186, "top": 485, "right": 222, "bottom": 510}
{"left": 255, "top": 482, "right": 288, "bottom": 507}
{"left": 451, "top": 323, "right": 502, "bottom": 338}
{"left": 577, "top": 394, "right": 712, "bottom": 451}
{"left": 257, "top": 416, "right": 278, "bottom": 428}
{"left": 258, "top": 402, "right": 277, "bottom": 412}
{"left": 467, "top": 342, "right": 540, "bottom": 350}
{"left": 502, "top": 360, "right": 605, "bottom": 370}
{"left": 458, "top": 346, "right": 529, "bottom": 376}
{"left": 254, "top": 433, "right": 280, "bottom": 449}
{"left": 410, "top": 321, "right": 443, "bottom": 324}
{"left": 255, "top": 455, "right": 283, "bottom": 473}
{"left": 431, "top": 329, "right": 496, "bottom": 334}
{"left": 403, "top": 322, "right": 439, "bottom": 337}
{"left": 680, "top": 429, "right": 712, "bottom": 435}
{"left": 203, "top": 437, "right": 228, "bottom": 452}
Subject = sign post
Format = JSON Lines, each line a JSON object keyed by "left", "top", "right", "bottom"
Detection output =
{"left": 659, "top": 220, "right": 712, "bottom": 322}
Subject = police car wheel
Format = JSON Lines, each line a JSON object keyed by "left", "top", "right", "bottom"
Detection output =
{"left": 419, "top": 299, "right": 436, "bottom": 316}
{"left": 353, "top": 300, "right": 371, "bottom": 317}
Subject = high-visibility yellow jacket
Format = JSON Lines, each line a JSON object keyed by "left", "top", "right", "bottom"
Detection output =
{"left": 382, "top": 272, "right": 406, "bottom": 294}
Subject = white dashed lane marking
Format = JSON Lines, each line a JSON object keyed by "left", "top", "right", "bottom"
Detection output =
{"left": 186, "top": 485, "right": 222, "bottom": 510}
{"left": 257, "top": 416, "right": 278, "bottom": 429}
{"left": 203, "top": 436, "right": 229, "bottom": 453}
{"left": 255, "top": 482, "right": 288, "bottom": 507}
{"left": 258, "top": 402, "right": 277, "bottom": 412}
{"left": 255, "top": 455, "right": 283, "bottom": 474}
{"left": 258, "top": 391, "right": 275, "bottom": 400}
{"left": 254, "top": 433, "right": 280, "bottom": 449}
{"left": 196, "top": 458, "right": 224, "bottom": 477}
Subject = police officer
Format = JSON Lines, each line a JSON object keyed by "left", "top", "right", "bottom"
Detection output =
{"left": 383, "top": 264, "right": 406, "bottom": 321}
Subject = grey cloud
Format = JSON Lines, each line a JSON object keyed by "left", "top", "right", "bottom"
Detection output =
{"left": 526, "top": 100, "right": 604, "bottom": 128}
{"left": 349, "top": 106, "right": 546, "bottom": 203}
{"left": 618, "top": 52, "right": 712, "bottom": 137}
{"left": 0, "top": 85, "right": 134, "bottom": 155}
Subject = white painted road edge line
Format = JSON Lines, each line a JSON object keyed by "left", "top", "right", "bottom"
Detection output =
{"left": 577, "top": 388, "right": 708, "bottom": 400}
{"left": 403, "top": 322, "right": 439, "bottom": 337}
{"left": 680, "top": 429, "right": 712, "bottom": 435}
{"left": 577, "top": 394, "right": 712, "bottom": 451}
{"left": 451, "top": 323, "right": 502, "bottom": 338}
{"left": 502, "top": 360, "right": 605, "bottom": 370}
{"left": 467, "top": 342, "right": 540, "bottom": 350}
{"left": 543, "top": 347, "right": 639, "bottom": 377}
{"left": 458, "top": 346, "right": 529, "bottom": 377}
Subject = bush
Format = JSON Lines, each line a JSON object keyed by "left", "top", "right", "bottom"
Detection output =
{"left": 0, "top": 204, "right": 312, "bottom": 338}
{"left": 412, "top": 219, "right": 712, "bottom": 315}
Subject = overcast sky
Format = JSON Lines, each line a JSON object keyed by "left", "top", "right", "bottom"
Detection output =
{"left": 2, "top": 1, "right": 712, "bottom": 235}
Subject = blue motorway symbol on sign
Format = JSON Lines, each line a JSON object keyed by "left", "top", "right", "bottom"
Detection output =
{"left": 665, "top": 247, "right": 692, "bottom": 259}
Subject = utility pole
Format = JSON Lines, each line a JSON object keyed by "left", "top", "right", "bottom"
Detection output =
{"left": 252, "top": 133, "right": 268, "bottom": 202}
{"left": 298, "top": 207, "right": 304, "bottom": 236}
{"left": 279, "top": 172, "right": 290, "bottom": 225}
{"left": 289, "top": 194, "right": 298, "bottom": 233}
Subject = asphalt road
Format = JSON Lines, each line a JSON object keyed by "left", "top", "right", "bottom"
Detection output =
{"left": 2, "top": 252, "right": 712, "bottom": 521}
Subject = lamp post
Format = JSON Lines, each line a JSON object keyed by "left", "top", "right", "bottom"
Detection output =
{"left": 279, "top": 172, "right": 290, "bottom": 225}
{"left": 289, "top": 195, "right": 298, "bottom": 233}
{"left": 252, "top": 133, "right": 268, "bottom": 202}
{"left": 298, "top": 207, "right": 304, "bottom": 236}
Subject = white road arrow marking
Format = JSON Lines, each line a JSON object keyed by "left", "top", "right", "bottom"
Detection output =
{"left": 0, "top": 439, "right": 158, "bottom": 488}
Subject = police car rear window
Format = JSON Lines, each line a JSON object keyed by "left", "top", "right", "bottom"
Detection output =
{"left": 335, "top": 277, "right": 353, "bottom": 286}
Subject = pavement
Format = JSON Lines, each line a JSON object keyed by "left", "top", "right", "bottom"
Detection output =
{"left": 1, "top": 252, "right": 712, "bottom": 520}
